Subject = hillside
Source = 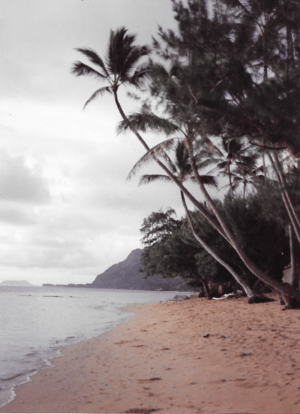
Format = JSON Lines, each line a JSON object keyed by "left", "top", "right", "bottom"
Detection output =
{"left": 0, "top": 280, "right": 34, "bottom": 286}
{"left": 91, "top": 249, "right": 191, "bottom": 291}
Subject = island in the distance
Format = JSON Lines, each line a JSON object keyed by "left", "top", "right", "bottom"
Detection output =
{"left": 44, "top": 249, "right": 192, "bottom": 291}
{"left": 0, "top": 280, "right": 34, "bottom": 286}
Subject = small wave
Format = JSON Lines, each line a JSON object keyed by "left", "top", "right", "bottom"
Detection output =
{"left": 1, "top": 369, "right": 36, "bottom": 382}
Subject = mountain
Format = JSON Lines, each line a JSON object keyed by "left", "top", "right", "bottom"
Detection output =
{"left": 0, "top": 280, "right": 34, "bottom": 286}
{"left": 91, "top": 248, "right": 191, "bottom": 291}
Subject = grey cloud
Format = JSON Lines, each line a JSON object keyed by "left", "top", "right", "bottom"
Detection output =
{"left": 0, "top": 152, "right": 51, "bottom": 204}
{"left": 0, "top": 205, "right": 35, "bottom": 226}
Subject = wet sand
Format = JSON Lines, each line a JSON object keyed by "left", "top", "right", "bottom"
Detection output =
{"left": 2, "top": 295, "right": 300, "bottom": 413}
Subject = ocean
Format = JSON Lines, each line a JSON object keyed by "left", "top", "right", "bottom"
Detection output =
{"left": 0, "top": 285, "right": 181, "bottom": 408}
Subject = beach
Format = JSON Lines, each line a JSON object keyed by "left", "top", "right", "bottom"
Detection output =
{"left": 2, "top": 295, "right": 300, "bottom": 414}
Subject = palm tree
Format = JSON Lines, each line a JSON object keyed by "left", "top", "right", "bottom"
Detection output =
{"left": 72, "top": 27, "right": 151, "bottom": 151}
{"left": 72, "top": 27, "right": 300, "bottom": 301}
{"left": 120, "top": 106, "right": 300, "bottom": 301}
{"left": 205, "top": 138, "right": 257, "bottom": 194}
{"left": 215, "top": 154, "right": 264, "bottom": 198}
{"left": 72, "top": 28, "right": 223, "bottom": 235}
{"left": 130, "top": 140, "right": 256, "bottom": 298}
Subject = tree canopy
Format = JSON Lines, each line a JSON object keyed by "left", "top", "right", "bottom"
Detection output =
{"left": 73, "top": 0, "right": 300, "bottom": 305}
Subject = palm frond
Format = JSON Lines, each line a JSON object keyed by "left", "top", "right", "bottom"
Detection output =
{"left": 106, "top": 27, "right": 150, "bottom": 82}
{"left": 139, "top": 174, "right": 172, "bottom": 186}
{"left": 205, "top": 161, "right": 227, "bottom": 175}
{"left": 83, "top": 87, "right": 112, "bottom": 109}
{"left": 193, "top": 156, "right": 217, "bottom": 171}
{"left": 163, "top": 153, "right": 178, "bottom": 174}
{"left": 119, "top": 46, "right": 151, "bottom": 82}
{"left": 127, "top": 62, "right": 151, "bottom": 88}
{"left": 127, "top": 138, "right": 178, "bottom": 180}
{"left": 72, "top": 61, "right": 106, "bottom": 79}
{"left": 200, "top": 175, "right": 218, "bottom": 187}
{"left": 117, "top": 110, "right": 179, "bottom": 136}
{"left": 75, "top": 48, "right": 109, "bottom": 77}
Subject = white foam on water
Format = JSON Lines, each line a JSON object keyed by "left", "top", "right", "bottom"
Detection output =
{"left": 0, "top": 286, "right": 181, "bottom": 408}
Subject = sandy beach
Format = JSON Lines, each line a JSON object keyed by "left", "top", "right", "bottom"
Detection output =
{"left": 2, "top": 295, "right": 300, "bottom": 414}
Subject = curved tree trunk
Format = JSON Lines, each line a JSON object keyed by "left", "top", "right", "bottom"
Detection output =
{"left": 183, "top": 138, "right": 300, "bottom": 300}
{"left": 113, "top": 92, "right": 300, "bottom": 300}
{"left": 282, "top": 224, "right": 300, "bottom": 308}
{"left": 273, "top": 153, "right": 300, "bottom": 230}
{"left": 113, "top": 91, "right": 231, "bottom": 242}
{"left": 289, "top": 224, "right": 297, "bottom": 288}
{"left": 180, "top": 191, "right": 255, "bottom": 298}
{"left": 269, "top": 153, "right": 300, "bottom": 244}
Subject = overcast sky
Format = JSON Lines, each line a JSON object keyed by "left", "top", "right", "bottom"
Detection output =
{"left": 0, "top": 0, "right": 204, "bottom": 286}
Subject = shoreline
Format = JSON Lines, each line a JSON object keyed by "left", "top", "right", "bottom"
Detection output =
{"left": 2, "top": 296, "right": 300, "bottom": 413}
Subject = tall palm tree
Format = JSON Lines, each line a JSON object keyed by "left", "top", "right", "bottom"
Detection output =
{"left": 72, "top": 28, "right": 223, "bottom": 235}
{"left": 130, "top": 140, "right": 256, "bottom": 298}
{"left": 72, "top": 27, "right": 300, "bottom": 301}
{"left": 72, "top": 27, "right": 151, "bottom": 151}
{"left": 120, "top": 106, "right": 300, "bottom": 300}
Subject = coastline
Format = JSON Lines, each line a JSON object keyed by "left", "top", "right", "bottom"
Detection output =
{"left": 2, "top": 296, "right": 300, "bottom": 413}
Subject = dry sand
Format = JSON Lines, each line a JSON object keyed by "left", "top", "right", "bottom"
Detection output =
{"left": 2, "top": 295, "right": 300, "bottom": 414}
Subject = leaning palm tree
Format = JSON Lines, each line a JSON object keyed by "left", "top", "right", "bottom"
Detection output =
{"left": 72, "top": 28, "right": 234, "bottom": 249}
{"left": 72, "top": 27, "right": 151, "bottom": 151}
{"left": 72, "top": 28, "right": 300, "bottom": 301}
{"left": 131, "top": 140, "right": 257, "bottom": 298}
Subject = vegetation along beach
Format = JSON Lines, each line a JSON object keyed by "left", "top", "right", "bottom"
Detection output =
{"left": 3, "top": 0, "right": 300, "bottom": 412}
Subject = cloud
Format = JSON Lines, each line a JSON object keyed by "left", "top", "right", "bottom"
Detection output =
{"left": 0, "top": 152, "right": 51, "bottom": 204}
{"left": 0, "top": 0, "right": 183, "bottom": 286}
{"left": 0, "top": 205, "right": 35, "bottom": 226}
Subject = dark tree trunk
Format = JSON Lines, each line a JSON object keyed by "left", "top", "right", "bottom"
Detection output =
{"left": 181, "top": 191, "right": 256, "bottom": 298}
{"left": 115, "top": 94, "right": 300, "bottom": 301}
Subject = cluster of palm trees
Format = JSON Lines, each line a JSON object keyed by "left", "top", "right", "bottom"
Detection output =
{"left": 72, "top": 0, "right": 300, "bottom": 305}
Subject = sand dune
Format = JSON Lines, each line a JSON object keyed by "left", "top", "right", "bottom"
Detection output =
{"left": 2, "top": 295, "right": 300, "bottom": 413}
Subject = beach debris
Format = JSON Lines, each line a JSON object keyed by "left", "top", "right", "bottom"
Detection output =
{"left": 240, "top": 352, "right": 252, "bottom": 357}
{"left": 213, "top": 293, "right": 235, "bottom": 300}
{"left": 203, "top": 334, "right": 210, "bottom": 338}
{"left": 138, "top": 377, "right": 162, "bottom": 382}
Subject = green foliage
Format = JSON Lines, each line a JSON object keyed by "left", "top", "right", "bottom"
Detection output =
{"left": 140, "top": 208, "right": 181, "bottom": 246}
{"left": 72, "top": 27, "right": 151, "bottom": 108}
{"left": 140, "top": 188, "right": 291, "bottom": 288}
{"left": 72, "top": 1, "right": 300, "bottom": 295}
{"left": 221, "top": 193, "right": 290, "bottom": 282}
{"left": 140, "top": 208, "right": 231, "bottom": 287}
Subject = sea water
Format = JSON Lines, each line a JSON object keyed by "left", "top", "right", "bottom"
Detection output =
{"left": 0, "top": 285, "right": 180, "bottom": 408}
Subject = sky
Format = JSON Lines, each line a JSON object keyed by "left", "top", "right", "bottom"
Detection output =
{"left": 0, "top": 0, "right": 190, "bottom": 286}
{"left": 0, "top": 0, "right": 209, "bottom": 286}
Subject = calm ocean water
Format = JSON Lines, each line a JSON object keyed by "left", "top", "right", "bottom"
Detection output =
{"left": 0, "top": 285, "right": 180, "bottom": 408}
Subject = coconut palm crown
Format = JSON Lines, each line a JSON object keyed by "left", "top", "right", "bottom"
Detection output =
{"left": 129, "top": 140, "right": 217, "bottom": 188}
{"left": 72, "top": 27, "right": 151, "bottom": 108}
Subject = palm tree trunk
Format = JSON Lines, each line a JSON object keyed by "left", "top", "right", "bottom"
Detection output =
{"left": 268, "top": 153, "right": 300, "bottom": 244}
{"left": 114, "top": 93, "right": 300, "bottom": 300}
{"left": 180, "top": 191, "right": 255, "bottom": 298}
{"left": 183, "top": 138, "right": 300, "bottom": 300}
{"left": 273, "top": 152, "right": 300, "bottom": 229}
{"left": 289, "top": 224, "right": 298, "bottom": 289}
{"left": 113, "top": 91, "right": 231, "bottom": 243}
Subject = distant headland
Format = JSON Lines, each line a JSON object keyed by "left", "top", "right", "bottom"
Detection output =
{"left": 0, "top": 280, "right": 34, "bottom": 287}
{"left": 43, "top": 249, "right": 192, "bottom": 292}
